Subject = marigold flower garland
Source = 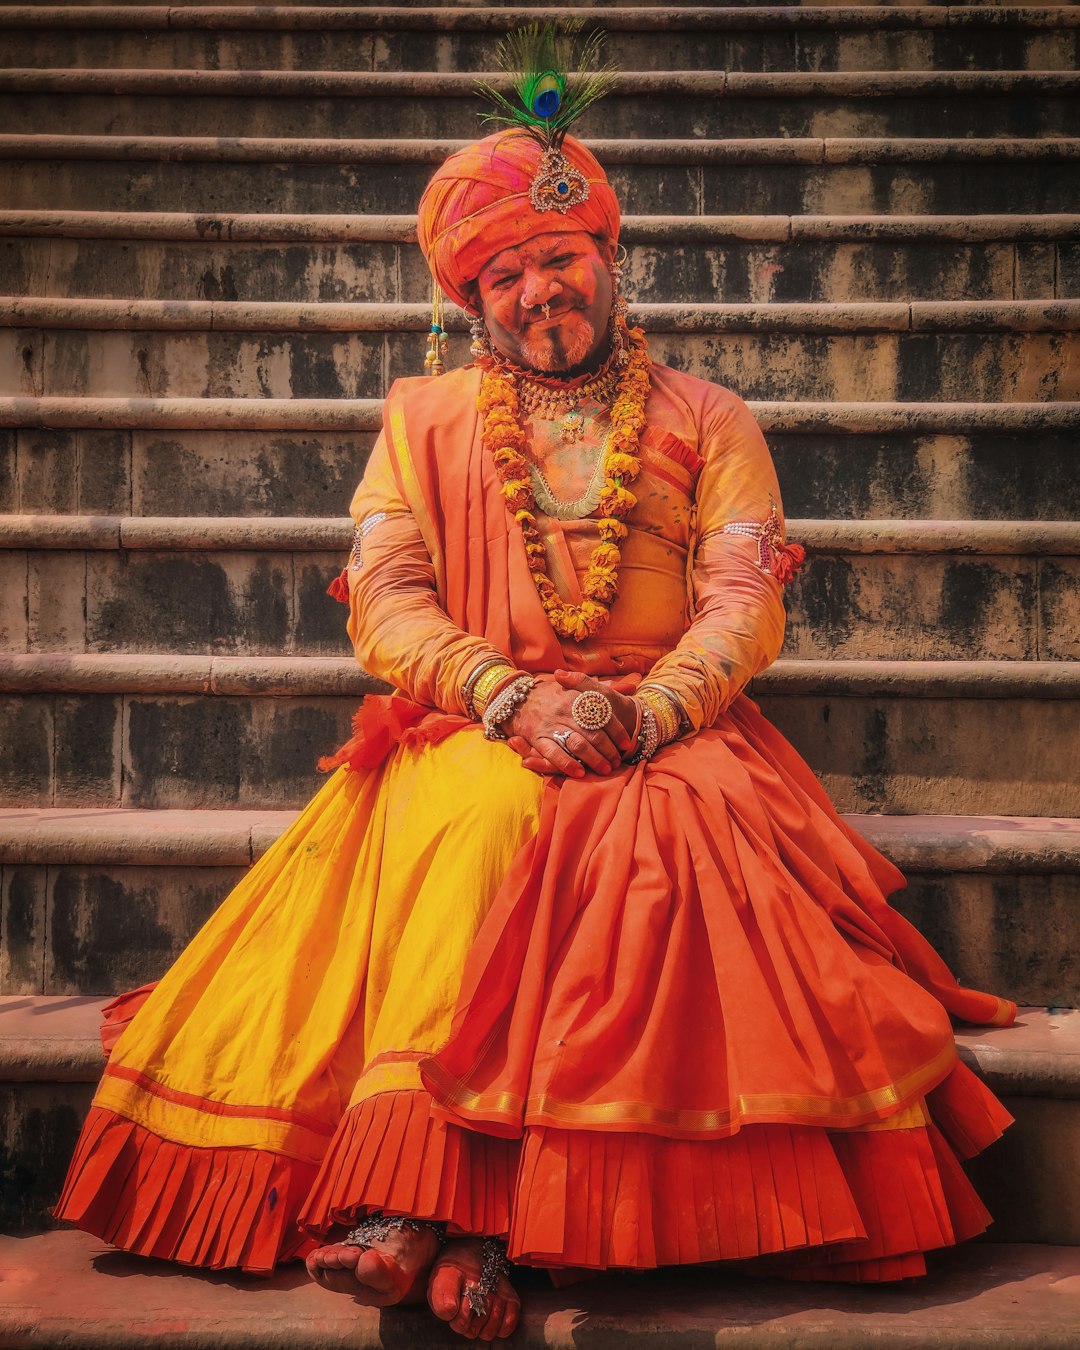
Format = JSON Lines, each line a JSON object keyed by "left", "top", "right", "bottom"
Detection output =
{"left": 479, "top": 317, "right": 651, "bottom": 642}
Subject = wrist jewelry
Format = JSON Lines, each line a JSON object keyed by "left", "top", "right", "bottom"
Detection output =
{"left": 461, "top": 657, "right": 512, "bottom": 718}
{"left": 468, "top": 660, "right": 517, "bottom": 718}
{"left": 638, "top": 686, "right": 683, "bottom": 746}
{"left": 483, "top": 673, "right": 536, "bottom": 740}
{"left": 630, "top": 704, "right": 660, "bottom": 763}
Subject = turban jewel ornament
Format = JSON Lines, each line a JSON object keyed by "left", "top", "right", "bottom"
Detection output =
{"left": 476, "top": 23, "right": 617, "bottom": 216}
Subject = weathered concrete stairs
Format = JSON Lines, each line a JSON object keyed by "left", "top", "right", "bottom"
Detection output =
{"left": 1, "top": 0, "right": 1080, "bottom": 1343}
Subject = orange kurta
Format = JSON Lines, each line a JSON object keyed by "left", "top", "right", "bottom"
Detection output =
{"left": 57, "top": 362, "right": 1013, "bottom": 1282}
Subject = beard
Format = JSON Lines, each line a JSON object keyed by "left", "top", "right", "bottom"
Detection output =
{"left": 519, "top": 312, "right": 597, "bottom": 373}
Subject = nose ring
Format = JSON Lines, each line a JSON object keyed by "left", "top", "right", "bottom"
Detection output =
{"left": 542, "top": 302, "right": 551, "bottom": 319}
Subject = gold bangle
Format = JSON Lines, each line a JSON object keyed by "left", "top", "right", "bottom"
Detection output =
{"left": 471, "top": 662, "right": 517, "bottom": 718}
{"left": 638, "top": 687, "right": 681, "bottom": 746}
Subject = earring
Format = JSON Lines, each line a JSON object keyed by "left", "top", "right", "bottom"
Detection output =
{"left": 609, "top": 294, "right": 630, "bottom": 367}
{"left": 469, "top": 312, "right": 492, "bottom": 365}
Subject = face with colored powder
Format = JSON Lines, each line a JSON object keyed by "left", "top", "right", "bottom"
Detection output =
{"left": 474, "top": 231, "right": 616, "bottom": 374}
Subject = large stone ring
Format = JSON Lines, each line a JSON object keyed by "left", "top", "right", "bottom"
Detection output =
{"left": 571, "top": 690, "right": 613, "bottom": 732}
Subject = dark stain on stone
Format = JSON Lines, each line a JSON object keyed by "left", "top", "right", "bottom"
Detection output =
{"left": 0, "top": 1091, "right": 96, "bottom": 1231}
{"left": 783, "top": 557, "right": 858, "bottom": 655}
{"left": 938, "top": 560, "right": 1033, "bottom": 659}
{"left": 91, "top": 555, "right": 245, "bottom": 655}
{"left": 294, "top": 560, "right": 354, "bottom": 655}
{"left": 0, "top": 697, "right": 52, "bottom": 806}
{"left": 1, "top": 867, "right": 45, "bottom": 993}
{"left": 48, "top": 867, "right": 238, "bottom": 994}
{"left": 961, "top": 434, "right": 1080, "bottom": 521}
{"left": 197, "top": 264, "right": 238, "bottom": 302}
{"left": 52, "top": 695, "right": 120, "bottom": 806}
{"left": 126, "top": 697, "right": 246, "bottom": 808}
{"left": 852, "top": 704, "right": 890, "bottom": 811}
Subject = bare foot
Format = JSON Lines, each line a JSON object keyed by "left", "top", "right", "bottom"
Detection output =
{"left": 306, "top": 1221, "right": 441, "bottom": 1306}
{"left": 427, "top": 1237, "right": 520, "bottom": 1341}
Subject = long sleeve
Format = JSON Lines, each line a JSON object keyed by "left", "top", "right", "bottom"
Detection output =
{"left": 643, "top": 387, "right": 791, "bottom": 732}
{"left": 344, "top": 431, "right": 510, "bottom": 715}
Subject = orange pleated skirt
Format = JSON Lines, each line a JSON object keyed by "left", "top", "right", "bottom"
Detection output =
{"left": 56, "top": 695, "right": 1015, "bottom": 1283}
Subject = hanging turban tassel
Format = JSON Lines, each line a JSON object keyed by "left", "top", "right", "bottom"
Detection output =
{"left": 424, "top": 281, "right": 448, "bottom": 376}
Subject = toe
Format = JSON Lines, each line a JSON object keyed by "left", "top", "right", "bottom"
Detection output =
{"left": 477, "top": 1296, "right": 504, "bottom": 1341}
{"left": 499, "top": 1295, "right": 521, "bottom": 1339}
{"left": 428, "top": 1260, "right": 465, "bottom": 1323}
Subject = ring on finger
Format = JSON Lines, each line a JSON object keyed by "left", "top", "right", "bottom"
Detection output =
{"left": 551, "top": 729, "right": 574, "bottom": 751}
{"left": 571, "top": 690, "right": 613, "bottom": 732}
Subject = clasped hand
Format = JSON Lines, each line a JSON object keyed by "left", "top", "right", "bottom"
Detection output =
{"left": 504, "top": 670, "right": 638, "bottom": 778}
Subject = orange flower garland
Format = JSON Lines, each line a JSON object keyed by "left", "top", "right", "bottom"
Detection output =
{"left": 479, "top": 319, "right": 651, "bottom": 642}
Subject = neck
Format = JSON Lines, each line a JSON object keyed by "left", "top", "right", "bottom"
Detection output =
{"left": 495, "top": 335, "right": 616, "bottom": 385}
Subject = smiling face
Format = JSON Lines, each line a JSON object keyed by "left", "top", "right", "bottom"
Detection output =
{"left": 474, "top": 231, "right": 616, "bottom": 374}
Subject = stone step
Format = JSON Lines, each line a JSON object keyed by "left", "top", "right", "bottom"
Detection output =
{"left": 2, "top": 135, "right": 1076, "bottom": 214}
{"left": 4, "top": 212, "right": 1078, "bottom": 303}
{"left": 5, "top": 401, "right": 1078, "bottom": 522}
{"left": 4, "top": 419, "right": 1080, "bottom": 523}
{"left": 0, "top": 652, "right": 1077, "bottom": 814}
{"left": 0, "top": 1236, "right": 1078, "bottom": 1350}
{"left": 2, "top": 996, "right": 1077, "bottom": 1248}
{"left": 5, "top": 68, "right": 1078, "bottom": 138}
{"left": 3, "top": 806, "right": 1076, "bottom": 1004}
{"left": 2, "top": 512, "right": 1077, "bottom": 656}
{"left": 2, "top": 515, "right": 1076, "bottom": 662}
{"left": 6, "top": 299, "right": 1078, "bottom": 402}
{"left": 2, "top": 5, "right": 1078, "bottom": 74}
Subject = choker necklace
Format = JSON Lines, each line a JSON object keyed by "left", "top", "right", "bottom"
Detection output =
{"left": 498, "top": 349, "right": 622, "bottom": 445}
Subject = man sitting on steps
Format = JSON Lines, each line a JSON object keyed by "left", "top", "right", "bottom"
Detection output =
{"left": 56, "top": 42, "right": 1016, "bottom": 1344}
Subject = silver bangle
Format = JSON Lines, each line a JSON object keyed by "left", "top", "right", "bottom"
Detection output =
{"left": 483, "top": 674, "right": 536, "bottom": 741}
{"left": 630, "top": 705, "right": 660, "bottom": 763}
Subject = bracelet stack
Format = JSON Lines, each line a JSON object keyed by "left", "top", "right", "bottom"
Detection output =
{"left": 483, "top": 673, "right": 536, "bottom": 740}
{"left": 631, "top": 705, "right": 661, "bottom": 762}
{"left": 463, "top": 659, "right": 517, "bottom": 719}
{"left": 638, "top": 686, "right": 684, "bottom": 747}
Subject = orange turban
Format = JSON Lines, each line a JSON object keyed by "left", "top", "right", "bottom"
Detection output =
{"left": 417, "top": 130, "right": 621, "bottom": 309}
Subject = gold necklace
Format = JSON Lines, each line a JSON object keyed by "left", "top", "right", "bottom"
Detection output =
{"left": 503, "top": 350, "right": 622, "bottom": 444}
{"left": 527, "top": 431, "right": 613, "bottom": 521}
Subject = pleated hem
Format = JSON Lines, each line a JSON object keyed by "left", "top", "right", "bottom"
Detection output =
{"left": 300, "top": 1060, "right": 1010, "bottom": 1280}
{"left": 54, "top": 1106, "right": 318, "bottom": 1275}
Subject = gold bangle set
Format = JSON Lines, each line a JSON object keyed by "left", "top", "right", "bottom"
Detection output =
{"left": 467, "top": 661, "right": 518, "bottom": 719}
{"left": 638, "top": 687, "right": 683, "bottom": 747}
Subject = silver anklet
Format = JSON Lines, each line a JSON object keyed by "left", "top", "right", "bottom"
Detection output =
{"left": 464, "top": 1235, "right": 512, "bottom": 1319}
{"left": 342, "top": 1210, "right": 446, "bottom": 1250}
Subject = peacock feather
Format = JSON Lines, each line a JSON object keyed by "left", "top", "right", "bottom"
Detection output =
{"left": 476, "top": 22, "right": 616, "bottom": 149}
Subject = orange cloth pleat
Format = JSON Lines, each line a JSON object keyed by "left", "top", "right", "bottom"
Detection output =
{"left": 421, "top": 700, "right": 1013, "bottom": 1145}
{"left": 297, "top": 1067, "right": 1007, "bottom": 1278}
{"left": 54, "top": 1106, "right": 317, "bottom": 1274}
{"left": 297, "top": 1089, "right": 519, "bottom": 1241}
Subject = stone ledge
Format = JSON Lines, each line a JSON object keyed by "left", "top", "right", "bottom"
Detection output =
{"left": 3, "top": 654, "right": 1079, "bottom": 701}
{"left": 4, "top": 514, "right": 1079, "bottom": 554}
{"left": 1, "top": 808, "right": 1076, "bottom": 873}
{"left": 3, "top": 5, "right": 1079, "bottom": 33}
{"left": 6, "top": 296, "right": 1080, "bottom": 333}
{"left": 6, "top": 67, "right": 1080, "bottom": 97}
{"left": 2, "top": 134, "right": 1077, "bottom": 164}
{"left": 1, "top": 1231, "right": 1079, "bottom": 1350}
{"left": 2, "top": 397, "right": 1076, "bottom": 434}
{"left": 1, "top": 996, "right": 1076, "bottom": 1095}
{"left": 5, "top": 210, "right": 1079, "bottom": 243}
